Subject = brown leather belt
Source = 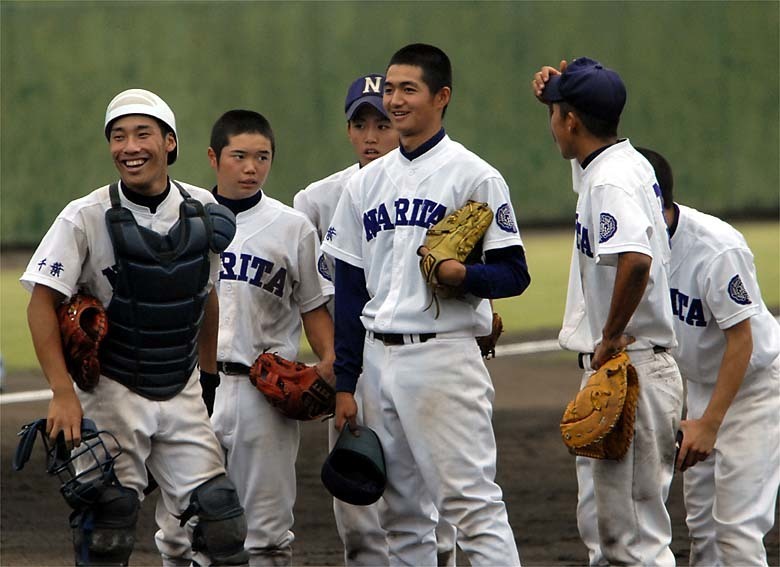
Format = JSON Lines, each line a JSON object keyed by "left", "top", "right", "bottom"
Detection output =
{"left": 372, "top": 332, "right": 436, "bottom": 346}
{"left": 217, "top": 361, "right": 251, "bottom": 375}
{"left": 577, "top": 346, "right": 668, "bottom": 370}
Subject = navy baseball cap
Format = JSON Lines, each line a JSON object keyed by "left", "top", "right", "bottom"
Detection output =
{"left": 542, "top": 57, "right": 627, "bottom": 123}
{"left": 345, "top": 74, "right": 387, "bottom": 120}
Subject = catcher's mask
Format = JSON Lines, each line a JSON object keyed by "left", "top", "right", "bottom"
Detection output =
{"left": 13, "top": 417, "right": 124, "bottom": 510}
{"left": 321, "top": 424, "right": 386, "bottom": 506}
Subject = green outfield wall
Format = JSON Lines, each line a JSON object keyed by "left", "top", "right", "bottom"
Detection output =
{"left": 2, "top": 1, "right": 778, "bottom": 246}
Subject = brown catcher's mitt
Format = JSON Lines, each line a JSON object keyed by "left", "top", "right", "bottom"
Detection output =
{"left": 249, "top": 353, "right": 336, "bottom": 421}
{"left": 476, "top": 312, "right": 503, "bottom": 358}
{"left": 560, "top": 352, "right": 639, "bottom": 460}
{"left": 418, "top": 201, "right": 493, "bottom": 315}
{"left": 56, "top": 293, "right": 107, "bottom": 392}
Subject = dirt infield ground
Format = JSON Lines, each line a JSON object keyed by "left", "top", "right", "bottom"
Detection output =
{"left": 2, "top": 343, "right": 778, "bottom": 566}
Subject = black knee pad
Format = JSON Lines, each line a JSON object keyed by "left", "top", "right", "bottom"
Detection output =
{"left": 184, "top": 474, "right": 248, "bottom": 566}
{"left": 71, "top": 485, "right": 139, "bottom": 566}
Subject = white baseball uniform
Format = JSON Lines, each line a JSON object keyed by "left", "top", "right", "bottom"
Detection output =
{"left": 20, "top": 180, "right": 228, "bottom": 560}
{"left": 294, "top": 164, "right": 391, "bottom": 565}
{"left": 558, "top": 140, "right": 684, "bottom": 566}
{"left": 669, "top": 204, "right": 780, "bottom": 566}
{"left": 322, "top": 134, "right": 523, "bottom": 566}
{"left": 155, "top": 191, "right": 333, "bottom": 566}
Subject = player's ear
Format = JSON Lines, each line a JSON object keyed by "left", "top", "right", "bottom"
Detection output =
{"left": 434, "top": 86, "right": 451, "bottom": 110}
{"left": 207, "top": 147, "right": 218, "bottom": 170}
{"left": 165, "top": 132, "right": 177, "bottom": 154}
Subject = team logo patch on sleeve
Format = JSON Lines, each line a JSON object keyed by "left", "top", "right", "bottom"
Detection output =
{"left": 495, "top": 204, "right": 517, "bottom": 233}
{"left": 325, "top": 226, "right": 337, "bottom": 241}
{"left": 599, "top": 212, "right": 618, "bottom": 243}
{"left": 727, "top": 274, "right": 751, "bottom": 305}
{"left": 317, "top": 254, "right": 332, "bottom": 281}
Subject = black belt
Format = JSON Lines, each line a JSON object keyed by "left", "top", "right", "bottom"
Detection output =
{"left": 217, "top": 361, "right": 251, "bottom": 375}
{"left": 577, "top": 346, "right": 668, "bottom": 370}
{"left": 372, "top": 332, "right": 436, "bottom": 346}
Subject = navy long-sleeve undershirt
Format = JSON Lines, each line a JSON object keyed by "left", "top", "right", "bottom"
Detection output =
{"left": 333, "top": 245, "right": 530, "bottom": 393}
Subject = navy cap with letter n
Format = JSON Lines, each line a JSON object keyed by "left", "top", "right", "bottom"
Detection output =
{"left": 345, "top": 74, "right": 388, "bottom": 120}
{"left": 542, "top": 57, "right": 627, "bottom": 123}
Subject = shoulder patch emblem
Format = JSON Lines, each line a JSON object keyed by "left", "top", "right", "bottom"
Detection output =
{"left": 728, "top": 274, "right": 751, "bottom": 305}
{"left": 325, "top": 226, "right": 337, "bottom": 241}
{"left": 495, "top": 203, "right": 517, "bottom": 233}
{"left": 599, "top": 212, "right": 618, "bottom": 243}
{"left": 317, "top": 254, "right": 332, "bottom": 282}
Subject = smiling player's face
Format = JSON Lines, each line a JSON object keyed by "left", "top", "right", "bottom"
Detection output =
{"left": 109, "top": 115, "right": 175, "bottom": 195}
{"left": 383, "top": 64, "right": 449, "bottom": 150}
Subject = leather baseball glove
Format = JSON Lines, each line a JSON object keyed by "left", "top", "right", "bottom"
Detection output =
{"left": 249, "top": 353, "right": 335, "bottom": 421}
{"left": 560, "top": 351, "right": 639, "bottom": 460}
{"left": 418, "top": 201, "right": 493, "bottom": 314}
{"left": 56, "top": 292, "right": 108, "bottom": 392}
{"left": 476, "top": 312, "right": 504, "bottom": 359}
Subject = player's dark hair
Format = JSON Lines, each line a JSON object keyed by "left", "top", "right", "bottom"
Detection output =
{"left": 154, "top": 118, "right": 174, "bottom": 140}
{"left": 636, "top": 147, "right": 674, "bottom": 209}
{"left": 210, "top": 110, "right": 275, "bottom": 164}
{"left": 388, "top": 43, "right": 452, "bottom": 117}
{"left": 558, "top": 101, "right": 618, "bottom": 139}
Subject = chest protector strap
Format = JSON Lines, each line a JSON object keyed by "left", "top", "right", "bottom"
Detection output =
{"left": 99, "top": 182, "right": 213, "bottom": 400}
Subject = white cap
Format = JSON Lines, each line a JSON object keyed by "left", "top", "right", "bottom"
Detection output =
{"left": 104, "top": 89, "right": 178, "bottom": 164}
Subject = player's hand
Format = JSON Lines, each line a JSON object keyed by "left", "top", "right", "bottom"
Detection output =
{"left": 591, "top": 334, "right": 635, "bottom": 370}
{"left": 334, "top": 392, "right": 358, "bottom": 433}
{"left": 676, "top": 417, "right": 719, "bottom": 471}
{"left": 46, "top": 384, "right": 84, "bottom": 448}
{"left": 531, "top": 60, "right": 568, "bottom": 101}
{"left": 416, "top": 245, "right": 467, "bottom": 287}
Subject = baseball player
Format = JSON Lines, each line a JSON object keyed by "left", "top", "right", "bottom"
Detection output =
{"left": 638, "top": 147, "right": 780, "bottom": 566}
{"left": 155, "top": 109, "right": 335, "bottom": 566}
{"left": 531, "top": 59, "right": 684, "bottom": 565}
{"left": 20, "top": 89, "right": 248, "bottom": 566}
{"left": 294, "top": 73, "right": 459, "bottom": 567}
{"left": 322, "top": 44, "right": 530, "bottom": 566}
{"left": 293, "top": 73, "right": 397, "bottom": 566}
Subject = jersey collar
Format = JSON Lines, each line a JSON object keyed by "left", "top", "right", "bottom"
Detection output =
{"left": 580, "top": 139, "right": 626, "bottom": 169}
{"left": 119, "top": 178, "right": 171, "bottom": 214}
{"left": 213, "top": 186, "right": 263, "bottom": 216}
{"left": 399, "top": 128, "right": 446, "bottom": 162}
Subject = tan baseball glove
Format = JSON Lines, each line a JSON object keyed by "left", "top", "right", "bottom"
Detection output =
{"left": 418, "top": 201, "right": 493, "bottom": 315}
{"left": 560, "top": 351, "right": 639, "bottom": 460}
{"left": 56, "top": 292, "right": 108, "bottom": 392}
{"left": 249, "top": 353, "right": 336, "bottom": 421}
{"left": 476, "top": 312, "right": 504, "bottom": 359}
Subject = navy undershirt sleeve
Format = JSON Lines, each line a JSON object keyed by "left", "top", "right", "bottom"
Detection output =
{"left": 333, "top": 259, "right": 370, "bottom": 393}
{"left": 462, "top": 245, "right": 531, "bottom": 299}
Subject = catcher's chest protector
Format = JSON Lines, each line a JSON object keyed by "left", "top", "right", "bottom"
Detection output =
{"left": 100, "top": 182, "right": 212, "bottom": 400}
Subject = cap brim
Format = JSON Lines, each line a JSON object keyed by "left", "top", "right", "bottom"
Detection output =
{"left": 541, "top": 75, "right": 565, "bottom": 103}
{"left": 345, "top": 97, "right": 388, "bottom": 120}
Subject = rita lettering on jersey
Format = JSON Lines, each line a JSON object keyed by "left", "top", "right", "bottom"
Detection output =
{"left": 575, "top": 213, "right": 595, "bottom": 258}
{"left": 219, "top": 252, "right": 286, "bottom": 297}
{"left": 362, "top": 197, "right": 447, "bottom": 241}
{"left": 670, "top": 288, "right": 707, "bottom": 327}
{"left": 670, "top": 274, "right": 752, "bottom": 328}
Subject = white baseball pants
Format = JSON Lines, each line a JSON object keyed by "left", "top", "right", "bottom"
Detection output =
{"left": 576, "top": 349, "right": 684, "bottom": 566}
{"left": 360, "top": 335, "right": 521, "bottom": 566}
{"left": 683, "top": 355, "right": 780, "bottom": 566}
